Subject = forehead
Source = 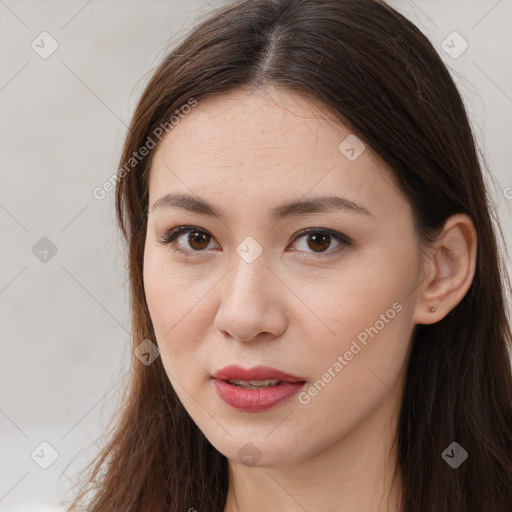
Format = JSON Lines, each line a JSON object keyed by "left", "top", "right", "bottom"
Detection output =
{"left": 154, "top": 87, "right": 355, "bottom": 169}
{"left": 148, "top": 87, "right": 408, "bottom": 223}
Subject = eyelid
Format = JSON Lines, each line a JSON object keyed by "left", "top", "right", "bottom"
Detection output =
{"left": 156, "top": 225, "right": 352, "bottom": 258}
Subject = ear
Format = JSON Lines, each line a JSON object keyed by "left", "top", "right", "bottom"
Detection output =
{"left": 413, "top": 214, "right": 477, "bottom": 325}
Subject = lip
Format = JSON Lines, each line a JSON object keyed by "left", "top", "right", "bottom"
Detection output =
{"left": 211, "top": 365, "right": 306, "bottom": 412}
{"left": 212, "top": 364, "right": 305, "bottom": 383}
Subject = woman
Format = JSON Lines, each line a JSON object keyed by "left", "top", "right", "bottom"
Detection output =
{"left": 64, "top": 0, "right": 512, "bottom": 510}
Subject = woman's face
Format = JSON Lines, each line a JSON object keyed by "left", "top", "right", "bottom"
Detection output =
{"left": 143, "top": 87, "right": 424, "bottom": 466}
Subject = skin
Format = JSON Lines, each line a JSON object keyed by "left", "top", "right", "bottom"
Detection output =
{"left": 143, "top": 86, "right": 477, "bottom": 512}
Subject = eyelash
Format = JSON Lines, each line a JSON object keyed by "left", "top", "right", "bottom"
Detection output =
{"left": 156, "top": 225, "right": 352, "bottom": 259}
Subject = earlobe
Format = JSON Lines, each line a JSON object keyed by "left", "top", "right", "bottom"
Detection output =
{"left": 413, "top": 214, "right": 477, "bottom": 325}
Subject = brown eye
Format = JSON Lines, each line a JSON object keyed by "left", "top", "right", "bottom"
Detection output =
{"left": 290, "top": 228, "right": 350, "bottom": 257}
{"left": 306, "top": 232, "right": 331, "bottom": 252}
{"left": 158, "top": 225, "right": 351, "bottom": 259}
{"left": 187, "top": 230, "right": 211, "bottom": 250}
{"left": 157, "top": 225, "right": 218, "bottom": 256}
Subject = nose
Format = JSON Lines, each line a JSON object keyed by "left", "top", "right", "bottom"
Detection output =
{"left": 213, "top": 256, "right": 288, "bottom": 342}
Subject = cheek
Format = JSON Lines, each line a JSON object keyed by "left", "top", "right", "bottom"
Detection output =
{"left": 300, "top": 245, "right": 411, "bottom": 321}
{"left": 144, "top": 269, "right": 204, "bottom": 400}
{"left": 143, "top": 249, "right": 215, "bottom": 369}
{"left": 292, "top": 244, "right": 416, "bottom": 372}
{"left": 294, "top": 284, "right": 412, "bottom": 432}
{"left": 144, "top": 249, "right": 194, "bottom": 330}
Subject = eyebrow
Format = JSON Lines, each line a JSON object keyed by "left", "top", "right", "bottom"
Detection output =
{"left": 150, "top": 193, "right": 373, "bottom": 221}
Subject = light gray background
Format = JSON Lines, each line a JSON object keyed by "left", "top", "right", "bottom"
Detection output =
{"left": 1, "top": 0, "right": 511, "bottom": 510}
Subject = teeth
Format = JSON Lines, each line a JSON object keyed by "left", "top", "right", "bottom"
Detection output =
{"left": 228, "top": 378, "right": 281, "bottom": 389}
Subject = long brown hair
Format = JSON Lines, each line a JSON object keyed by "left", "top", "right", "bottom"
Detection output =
{"left": 63, "top": 0, "right": 512, "bottom": 510}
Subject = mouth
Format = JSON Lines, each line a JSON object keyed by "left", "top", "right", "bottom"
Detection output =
{"left": 224, "top": 378, "right": 286, "bottom": 389}
{"left": 212, "top": 364, "right": 306, "bottom": 386}
{"left": 213, "top": 379, "right": 305, "bottom": 412}
{"left": 211, "top": 368, "right": 307, "bottom": 411}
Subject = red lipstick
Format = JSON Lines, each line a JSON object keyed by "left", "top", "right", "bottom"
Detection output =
{"left": 212, "top": 365, "right": 306, "bottom": 411}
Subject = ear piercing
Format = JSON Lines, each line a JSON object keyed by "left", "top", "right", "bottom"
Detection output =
{"left": 428, "top": 305, "right": 437, "bottom": 313}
